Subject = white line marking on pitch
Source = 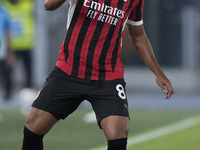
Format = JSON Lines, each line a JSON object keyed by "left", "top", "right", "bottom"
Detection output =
{"left": 90, "top": 115, "right": 200, "bottom": 150}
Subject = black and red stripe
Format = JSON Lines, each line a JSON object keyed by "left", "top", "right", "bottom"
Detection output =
{"left": 56, "top": 0, "right": 144, "bottom": 81}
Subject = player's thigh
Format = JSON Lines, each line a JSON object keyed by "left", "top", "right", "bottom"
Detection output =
{"left": 26, "top": 107, "right": 58, "bottom": 135}
{"left": 26, "top": 75, "right": 86, "bottom": 135}
{"left": 100, "top": 115, "right": 129, "bottom": 140}
{"left": 89, "top": 79, "right": 129, "bottom": 139}
{"left": 32, "top": 74, "right": 87, "bottom": 120}
{"left": 90, "top": 79, "right": 129, "bottom": 123}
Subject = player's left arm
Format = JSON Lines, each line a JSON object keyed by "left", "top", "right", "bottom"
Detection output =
{"left": 44, "top": 0, "right": 66, "bottom": 10}
{"left": 5, "top": 13, "right": 15, "bottom": 67}
{"left": 127, "top": 24, "right": 174, "bottom": 99}
{"left": 6, "top": 30, "right": 15, "bottom": 67}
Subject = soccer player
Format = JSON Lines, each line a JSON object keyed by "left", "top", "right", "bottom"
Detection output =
{"left": 22, "top": 0, "right": 174, "bottom": 150}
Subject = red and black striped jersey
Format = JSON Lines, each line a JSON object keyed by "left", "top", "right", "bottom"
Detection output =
{"left": 56, "top": 0, "right": 144, "bottom": 81}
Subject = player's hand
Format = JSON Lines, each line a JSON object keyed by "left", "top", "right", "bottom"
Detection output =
{"left": 156, "top": 75, "right": 174, "bottom": 99}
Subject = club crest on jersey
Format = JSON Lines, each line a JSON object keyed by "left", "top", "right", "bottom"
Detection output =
{"left": 83, "top": 0, "right": 125, "bottom": 26}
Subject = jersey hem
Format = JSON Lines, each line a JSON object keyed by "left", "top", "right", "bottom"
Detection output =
{"left": 54, "top": 65, "right": 124, "bottom": 82}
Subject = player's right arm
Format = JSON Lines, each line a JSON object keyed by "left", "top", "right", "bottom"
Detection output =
{"left": 44, "top": 0, "right": 66, "bottom": 10}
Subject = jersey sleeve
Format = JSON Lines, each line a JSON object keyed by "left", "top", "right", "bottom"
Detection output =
{"left": 127, "top": 0, "right": 144, "bottom": 26}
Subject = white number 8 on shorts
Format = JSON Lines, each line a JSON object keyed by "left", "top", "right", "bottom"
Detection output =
{"left": 116, "top": 84, "right": 126, "bottom": 100}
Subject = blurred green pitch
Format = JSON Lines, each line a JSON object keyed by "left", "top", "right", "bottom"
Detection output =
{"left": 129, "top": 123, "right": 200, "bottom": 150}
{"left": 0, "top": 108, "right": 199, "bottom": 150}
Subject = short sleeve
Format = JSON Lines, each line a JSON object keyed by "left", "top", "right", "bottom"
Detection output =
{"left": 127, "top": 0, "right": 144, "bottom": 26}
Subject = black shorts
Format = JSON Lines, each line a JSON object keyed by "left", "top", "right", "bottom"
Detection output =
{"left": 32, "top": 67, "right": 129, "bottom": 128}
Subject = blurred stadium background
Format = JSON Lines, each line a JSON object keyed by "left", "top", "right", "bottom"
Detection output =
{"left": 0, "top": 0, "right": 200, "bottom": 150}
